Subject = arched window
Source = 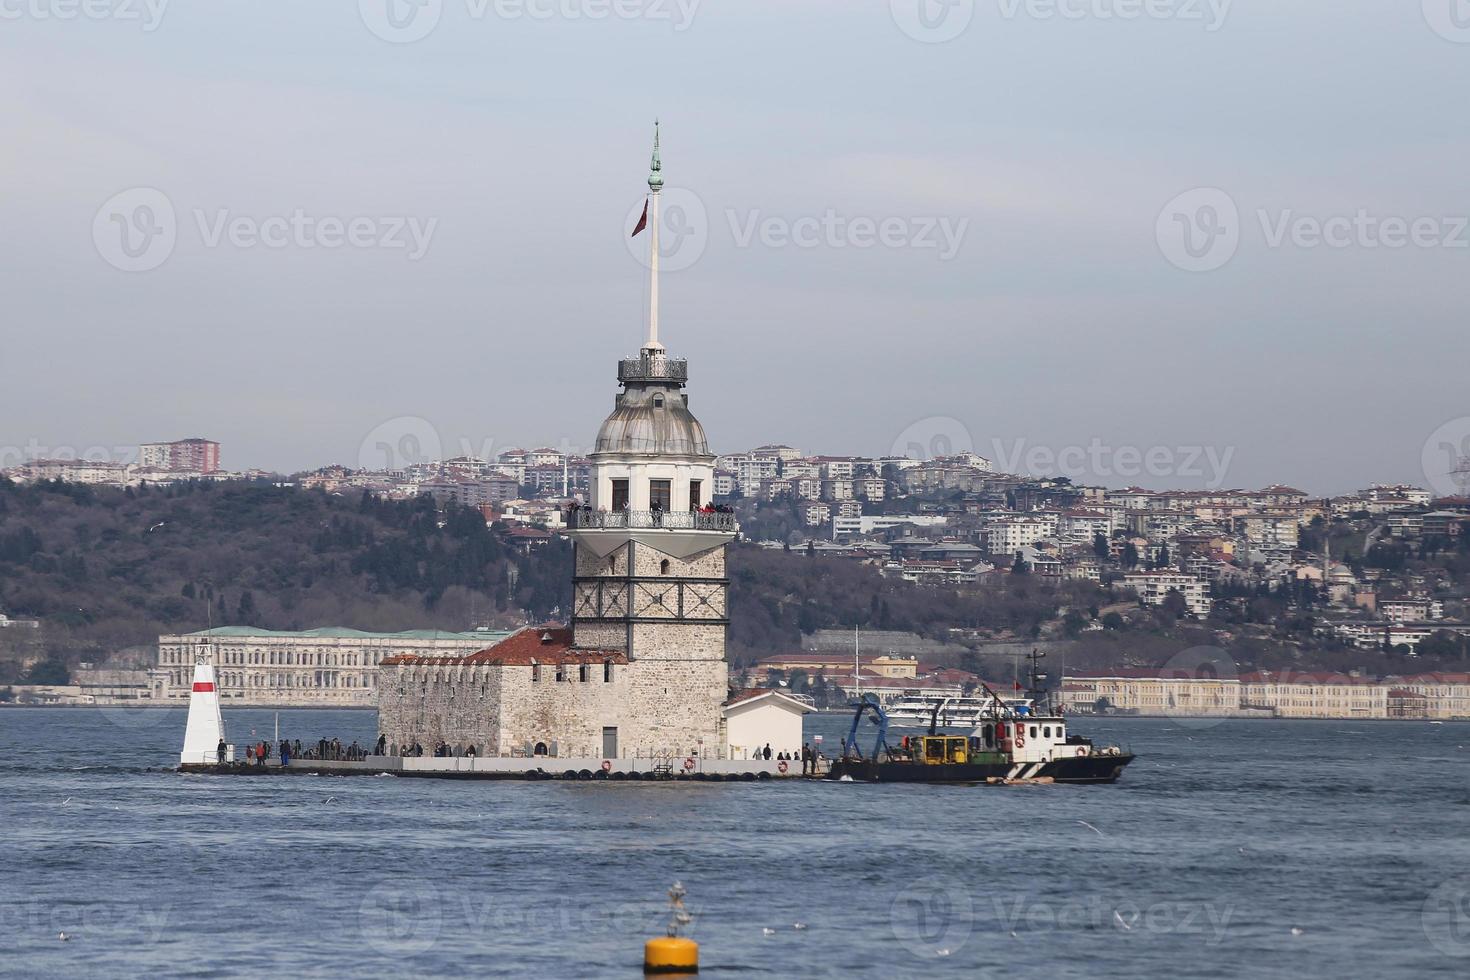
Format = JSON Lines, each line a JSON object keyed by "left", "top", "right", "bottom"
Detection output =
{"left": 534, "top": 742, "right": 548, "bottom": 756}
{"left": 653, "top": 393, "right": 665, "bottom": 409}
{"left": 660, "top": 559, "right": 670, "bottom": 575}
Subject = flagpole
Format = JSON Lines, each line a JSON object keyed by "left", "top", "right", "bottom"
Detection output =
{"left": 645, "top": 120, "right": 663, "bottom": 355}
{"left": 649, "top": 189, "right": 659, "bottom": 349}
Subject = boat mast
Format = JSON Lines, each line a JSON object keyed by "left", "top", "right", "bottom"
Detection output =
{"left": 1026, "top": 648, "right": 1050, "bottom": 713}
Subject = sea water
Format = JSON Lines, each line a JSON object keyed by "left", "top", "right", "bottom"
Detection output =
{"left": 2, "top": 708, "right": 1468, "bottom": 978}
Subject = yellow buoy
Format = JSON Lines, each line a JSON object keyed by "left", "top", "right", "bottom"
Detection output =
{"left": 644, "top": 935, "right": 699, "bottom": 975}
{"left": 645, "top": 882, "right": 699, "bottom": 975}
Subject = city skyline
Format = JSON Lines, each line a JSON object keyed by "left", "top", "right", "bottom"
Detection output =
{"left": 2, "top": 417, "right": 1462, "bottom": 500}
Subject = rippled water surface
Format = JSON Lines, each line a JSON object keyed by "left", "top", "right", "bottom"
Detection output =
{"left": 3, "top": 708, "right": 1470, "bottom": 978}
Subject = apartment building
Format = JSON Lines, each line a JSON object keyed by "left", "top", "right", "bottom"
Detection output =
{"left": 984, "top": 517, "right": 1052, "bottom": 556}
{"left": 139, "top": 438, "right": 220, "bottom": 474}
{"left": 1123, "top": 571, "right": 1213, "bottom": 618}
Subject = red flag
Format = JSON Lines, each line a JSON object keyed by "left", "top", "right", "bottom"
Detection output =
{"left": 631, "top": 198, "right": 649, "bottom": 237}
{"left": 1014, "top": 681, "right": 1023, "bottom": 691}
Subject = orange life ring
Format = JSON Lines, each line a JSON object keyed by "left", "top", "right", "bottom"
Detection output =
{"left": 777, "top": 760, "right": 789, "bottom": 774}
{"left": 683, "top": 757, "right": 696, "bottom": 771}
{"left": 1076, "top": 747, "right": 1086, "bottom": 757}
{"left": 601, "top": 759, "right": 612, "bottom": 772}
{"left": 1014, "top": 723, "right": 1026, "bottom": 749}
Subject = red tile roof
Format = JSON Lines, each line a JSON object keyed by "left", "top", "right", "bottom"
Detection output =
{"left": 381, "top": 624, "right": 626, "bottom": 667}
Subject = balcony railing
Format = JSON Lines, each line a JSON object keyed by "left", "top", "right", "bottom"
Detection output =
{"left": 618, "top": 356, "right": 688, "bottom": 384}
{"left": 569, "top": 509, "right": 736, "bottom": 533}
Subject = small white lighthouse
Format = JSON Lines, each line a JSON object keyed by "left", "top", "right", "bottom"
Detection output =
{"left": 179, "top": 643, "right": 228, "bottom": 766}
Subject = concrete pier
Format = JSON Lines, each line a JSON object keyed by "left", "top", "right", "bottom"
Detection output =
{"left": 180, "top": 755, "right": 817, "bottom": 780}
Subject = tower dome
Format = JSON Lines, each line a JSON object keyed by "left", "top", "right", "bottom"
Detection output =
{"left": 593, "top": 357, "right": 711, "bottom": 459}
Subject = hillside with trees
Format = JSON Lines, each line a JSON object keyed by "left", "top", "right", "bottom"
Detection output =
{"left": 7, "top": 478, "right": 1461, "bottom": 685}
{"left": 0, "top": 478, "right": 1118, "bottom": 680}
{"left": 0, "top": 479, "right": 569, "bottom": 680}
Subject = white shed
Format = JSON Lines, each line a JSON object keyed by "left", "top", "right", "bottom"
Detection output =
{"left": 722, "top": 689, "right": 815, "bottom": 759}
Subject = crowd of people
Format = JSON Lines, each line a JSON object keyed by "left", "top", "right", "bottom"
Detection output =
{"left": 565, "top": 501, "right": 736, "bottom": 523}
{"left": 750, "top": 742, "right": 827, "bottom": 776}
{"left": 216, "top": 733, "right": 828, "bottom": 775}
{"left": 395, "top": 741, "right": 478, "bottom": 758}
{"left": 218, "top": 733, "right": 392, "bottom": 767}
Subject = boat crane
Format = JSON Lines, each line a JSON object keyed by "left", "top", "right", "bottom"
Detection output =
{"left": 842, "top": 693, "right": 891, "bottom": 761}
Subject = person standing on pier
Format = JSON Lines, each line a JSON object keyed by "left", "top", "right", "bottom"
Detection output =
{"left": 216, "top": 740, "right": 226, "bottom": 765}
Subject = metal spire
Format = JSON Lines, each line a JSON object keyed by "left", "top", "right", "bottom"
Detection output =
{"left": 648, "top": 119, "right": 663, "bottom": 192}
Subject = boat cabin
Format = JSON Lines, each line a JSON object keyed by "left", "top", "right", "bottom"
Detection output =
{"left": 902, "top": 716, "right": 1088, "bottom": 766}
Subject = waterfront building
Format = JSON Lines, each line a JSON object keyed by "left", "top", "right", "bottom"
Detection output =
{"left": 156, "top": 626, "right": 509, "bottom": 706}
{"left": 722, "top": 689, "right": 815, "bottom": 760}
{"left": 1239, "top": 671, "right": 1387, "bottom": 719}
{"left": 755, "top": 652, "right": 922, "bottom": 679}
{"left": 1061, "top": 670, "right": 1242, "bottom": 717}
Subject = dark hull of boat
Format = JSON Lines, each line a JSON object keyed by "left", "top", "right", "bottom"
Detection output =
{"left": 824, "top": 753, "right": 1135, "bottom": 784}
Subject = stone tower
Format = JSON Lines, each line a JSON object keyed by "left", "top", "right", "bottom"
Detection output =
{"left": 564, "top": 123, "right": 735, "bottom": 750}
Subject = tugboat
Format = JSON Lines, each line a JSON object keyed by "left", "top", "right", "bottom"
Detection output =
{"left": 825, "top": 652, "right": 1134, "bottom": 785}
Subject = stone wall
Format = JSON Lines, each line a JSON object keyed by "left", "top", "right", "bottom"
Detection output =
{"left": 381, "top": 528, "right": 734, "bottom": 759}
{"left": 378, "top": 658, "right": 726, "bottom": 759}
{"left": 378, "top": 662, "right": 508, "bottom": 754}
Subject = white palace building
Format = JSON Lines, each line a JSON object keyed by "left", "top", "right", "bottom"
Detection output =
{"left": 155, "top": 626, "right": 510, "bottom": 706}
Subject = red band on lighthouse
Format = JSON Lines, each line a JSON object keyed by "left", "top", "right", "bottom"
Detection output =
{"left": 193, "top": 682, "right": 215, "bottom": 692}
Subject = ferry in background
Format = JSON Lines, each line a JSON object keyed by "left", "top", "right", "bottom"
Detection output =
{"left": 884, "top": 694, "right": 1034, "bottom": 729}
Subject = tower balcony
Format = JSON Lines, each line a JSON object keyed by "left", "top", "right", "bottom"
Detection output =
{"left": 618, "top": 356, "right": 688, "bottom": 385}
{"left": 569, "top": 509, "right": 736, "bottom": 533}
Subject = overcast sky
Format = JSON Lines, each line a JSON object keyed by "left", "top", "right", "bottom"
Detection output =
{"left": 3, "top": 1, "right": 1467, "bottom": 495}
